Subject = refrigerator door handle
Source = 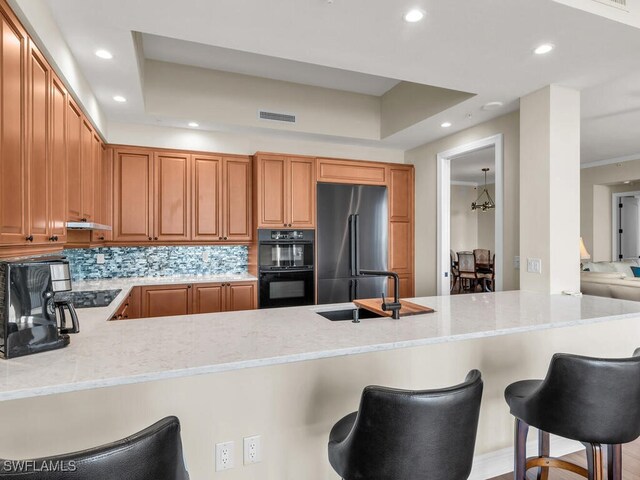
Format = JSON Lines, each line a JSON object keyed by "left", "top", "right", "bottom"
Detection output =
{"left": 349, "top": 279, "right": 354, "bottom": 302}
{"left": 354, "top": 279, "right": 359, "bottom": 299}
{"left": 349, "top": 214, "right": 356, "bottom": 276}
{"left": 355, "top": 214, "right": 361, "bottom": 276}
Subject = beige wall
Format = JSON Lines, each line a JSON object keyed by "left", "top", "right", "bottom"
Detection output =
{"left": 107, "top": 122, "right": 405, "bottom": 164}
{"left": 451, "top": 185, "right": 478, "bottom": 253}
{"left": 0, "top": 317, "right": 637, "bottom": 479}
{"left": 145, "top": 60, "right": 381, "bottom": 141}
{"left": 477, "top": 184, "right": 496, "bottom": 251}
{"left": 581, "top": 158, "right": 640, "bottom": 261}
{"left": 405, "top": 111, "right": 520, "bottom": 296}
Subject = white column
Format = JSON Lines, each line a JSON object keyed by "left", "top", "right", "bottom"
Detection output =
{"left": 520, "top": 85, "right": 581, "bottom": 294}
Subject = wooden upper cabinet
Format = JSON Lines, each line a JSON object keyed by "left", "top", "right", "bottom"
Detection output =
{"left": 0, "top": 7, "right": 28, "bottom": 245}
{"left": 49, "top": 74, "right": 67, "bottom": 243}
{"left": 255, "top": 154, "right": 315, "bottom": 229}
{"left": 317, "top": 158, "right": 386, "bottom": 186}
{"left": 80, "top": 120, "right": 94, "bottom": 222}
{"left": 224, "top": 156, "right": 252, "bottom": 241}
{"left": 92, "top": 134, "right": 102, "bottom": 224}
{"left": 256, "top": 155, "right": 287, "bottom": 228}
{"left": 289, "top": 157, "right": 315, "bottom": 228}
{"left": 389, "top": 166, "right": 414, "bottom": 222}
{"left": 192, "top": 155, "right": 222, "bottom": 241}
{"left": 113, "top": 149, "right": 153, "bottom": 242}
{"left": 154, "top": 152, "right": 191, "bottom": 241}
{"left": 26, "top": 42, "right": 50, "bottom": 244}
{"left": 66, "top": 99, "right": 82, "bottom": 221}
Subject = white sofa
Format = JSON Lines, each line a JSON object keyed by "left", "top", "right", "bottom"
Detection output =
{"left": 581, "top": 260, "right": 640, "bottom": 301}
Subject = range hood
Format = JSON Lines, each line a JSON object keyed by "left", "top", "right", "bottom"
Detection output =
{"left": 66, "top": 222, "right": 112, "bottom": 231}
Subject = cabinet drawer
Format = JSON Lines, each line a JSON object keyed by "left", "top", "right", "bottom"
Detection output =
{"left": 317, "top": 158, "right": 387, "bottom": 185}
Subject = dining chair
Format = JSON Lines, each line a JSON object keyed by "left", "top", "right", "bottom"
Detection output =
{"left": 457, "top": 252, "right": 478, "bottom": 291}
{"left": 473, "top": 249, "right": 491, "bottom": 268}
{"left": 450, "top": 250, "right": 460, "bottom": 293}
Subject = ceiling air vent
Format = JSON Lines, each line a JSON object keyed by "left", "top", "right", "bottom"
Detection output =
{"left": 258, "top": 110, "right": 296, "bottom": 123}
{"left": 592, "top": 0, "right": 627, "bottom": 10}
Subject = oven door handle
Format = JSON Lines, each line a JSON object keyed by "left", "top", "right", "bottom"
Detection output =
{"left": 259, "top": 268, "right": 313, "bottom": 274}
{"left": 349, "top": 214, "right": 356, "bottom": 276}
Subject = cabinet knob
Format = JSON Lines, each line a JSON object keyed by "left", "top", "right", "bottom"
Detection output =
{"left": 25, "top": 235, "right": 33, "bottom": 242}
{"left": 218, "top": 237, "right": 222, "bottom": 240}
{"left": 98, "top": 236, "right": 105, "bottom": 241}
{"left": 187, "top": 285, "right": 192, "bottom": 289}
{"left": 154, "top": 237, "right": 158, "bottom": 241}
{"left": 223, "top": 236, "right": 228, "bottom": 240}
{"left": 289, "top": 224, "right": 292, "bottom": 227}
{"left": 81, "top": 218, "right": 87, "bottom": 222}
{"left": 148, "top": 237, "right": 152, "bottom": 241}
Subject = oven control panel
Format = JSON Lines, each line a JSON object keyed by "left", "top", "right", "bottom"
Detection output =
{"left": 270, "top": 230, "right": 305, "bottom": 240}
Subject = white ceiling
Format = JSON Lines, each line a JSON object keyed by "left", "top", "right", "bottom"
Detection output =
{"left": 34, "top": 0, "right": 640, "bottom": 160}
{"left": 451, "top": 147, "right": 496, "bottom": 184}
{"left": 142, "top": 33, "right": 400, "bottom": 97}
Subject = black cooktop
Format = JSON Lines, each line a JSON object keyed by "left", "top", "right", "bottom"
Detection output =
{"left": 55, "top": 289, "right": 122, "bottom": 309}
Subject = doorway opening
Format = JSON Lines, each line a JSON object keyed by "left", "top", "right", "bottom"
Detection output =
{"left": 436, "top": 134, "right": 504, "bottom": 296}
{"left": 613, "top": 190, "right": 640, "bottom": 261}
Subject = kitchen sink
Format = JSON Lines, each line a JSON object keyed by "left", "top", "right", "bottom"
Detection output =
{"left": 316, "top": 308, "right": 384, "bottom": 321}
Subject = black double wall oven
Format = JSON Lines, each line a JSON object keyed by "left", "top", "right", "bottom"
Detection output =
{"left": 258, "top": 230, "right": 315, "bottom": 308}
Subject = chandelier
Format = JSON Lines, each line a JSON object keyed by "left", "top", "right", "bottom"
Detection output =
{"left": 471, "top": 168, "right": 495, "bottom": 212}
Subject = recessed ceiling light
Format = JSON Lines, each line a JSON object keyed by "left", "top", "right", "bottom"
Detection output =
{"left": 113, "top": 95, "right": 127, "bottom": 103}
{"left": 534, "top": 43, "right": 555, "bottom": 55}
{"left": 404, "top": 9, "right": 425, "bottom": 23}
{"left": 482, "top": 101, "right": 504, "bottom": 111}
{"left": 624, "top": 181, "right": 632, "bottom": 184}
{"left": 95, "top": 49, "right": 113, "bottom": 59}
{"left": 441, "top": 121, "right": 452, "bottom": 128}
{"left": 188, "top": 122, "right": 199, "bottom": 127}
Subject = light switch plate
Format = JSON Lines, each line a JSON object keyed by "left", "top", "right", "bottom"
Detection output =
{"left": 96, "top": 254, "right": 105, "bottom": 265}
{"left": 527, "top": 258, "right": 542, "bottom": 274}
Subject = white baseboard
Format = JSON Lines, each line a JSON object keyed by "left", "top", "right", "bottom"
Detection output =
{"left": 469, "top": 429, "right": 583, "bottom": 480}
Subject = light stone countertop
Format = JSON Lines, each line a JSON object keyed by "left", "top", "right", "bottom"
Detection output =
{"left": 1, "top": 290, "right": 640, "bottom": 401}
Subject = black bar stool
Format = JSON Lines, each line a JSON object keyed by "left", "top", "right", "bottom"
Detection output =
{"left": 504, "top": 349, "right": 640, "bottom": 480}
{"left": 328, "top": 370, "right": 483, "bottom": 480}
{"left": 0, "top": 416, "right": 189, "bottom": 479}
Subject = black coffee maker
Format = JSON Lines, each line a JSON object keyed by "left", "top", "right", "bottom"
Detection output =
{"left": 0, "top": 256, "right": 79, "bottom": 359}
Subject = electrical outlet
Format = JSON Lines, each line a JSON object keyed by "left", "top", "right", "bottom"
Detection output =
{"left": 514, "top": 256, "right": 520, "bottom": 270}
{"left": 202, "top": 251, "right": 210, "bottom": 262}
{"left": 527, "top": 258, "right": 542, "bottom": 274}
{"left": 243, "top": 435, "right": 262, "bottom": 465}
{"left": 215, "top": 441, "right": 234, "bottom": 471}
{"left": 96, "top": 254, "right": 105, "bottom": 265}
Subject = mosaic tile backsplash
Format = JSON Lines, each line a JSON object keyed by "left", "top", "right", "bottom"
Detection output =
{"left": 64, "top": 246, "right": 248, "bottom": 281}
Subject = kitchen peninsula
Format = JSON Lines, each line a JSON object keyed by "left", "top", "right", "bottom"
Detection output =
{"left": 1, "top": 291, "right": 640, "bottom": 479}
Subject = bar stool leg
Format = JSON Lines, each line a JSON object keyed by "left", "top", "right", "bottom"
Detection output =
{"left": 514, "top": 418, "right": 529, "bottom": 480}
{"left": 536, "top": 430, "right": 550, "bottom": 480}
{"left": 583, "top": 442, "right": 604, "bottom": 480}
{"left": 607, "top": 444, "right": 622, "bottom": 480}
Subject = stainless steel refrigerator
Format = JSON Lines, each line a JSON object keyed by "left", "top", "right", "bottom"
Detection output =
{"left": 317, "top": 183, "right": 388, "bottom": 304}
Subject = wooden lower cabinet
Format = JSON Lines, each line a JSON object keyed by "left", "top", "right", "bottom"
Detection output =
{"left": 113, "top": 281, "right": 257, "bottom": 320}
{"left": 226, "top": 282, "right": 257, "bottom": 312}
{"left": 192, "top": 283, "right": 225, "bottom": 314}
{"left": 140, "top": 284, "right": 192, "bottom": 318}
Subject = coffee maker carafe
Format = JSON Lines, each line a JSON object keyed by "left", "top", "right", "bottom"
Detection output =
{"left": 0, "top": 256, "right": 80, "bottom": 359}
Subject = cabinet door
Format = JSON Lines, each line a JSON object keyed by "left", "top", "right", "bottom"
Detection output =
{"left": 26, "top": 42, "right": 50, "bottom": 244}
{"left": 388, "top": 274, "right": 414, "bottom": 299}
{"left": 192, "top": 155, "right": 222, "bottom": 241}
{"left": 66, "top": 99, "right": 82, "bottom": 221}
{"left": 92, "top": 145, "right": 112, "bottom": 243}
{"left": 92, "top": 134, "right": 102, "bottom": 224}
{"left": 289, "top": 157, "right": 315, "bottom": 228}
{"left": 0, "top": 9, "right": 28, "bottom": 245}
{"left": 113, "top": 149, "right": 153, "bottom": 242}
{"left": 154, "top": 152, "right": 190, "bottom": 241}
{"left": 389, "top": 166, "right": 413, "bottom": 222}
{"left": 224, "top": 157, "right": 252, "bottom": 241}
{"left": 193, "top": 283, "right": 224, "bottom": 314}
{"left": 80, "top": 120, "right": 94, "bottom": 221}
{"left": 257, "top": 155, "right": 287, "bottom": 228}
{"left": 141, "top": 284, "right": 192, "bottom": 318}
{"left": 49, "top": 75, "right": 67, "bottom": 243}
{"left": 226, "top": 282, "right": 256, "bottom": 312}
{"left": 389, "top": 221, "right": 413, "bottom": 274}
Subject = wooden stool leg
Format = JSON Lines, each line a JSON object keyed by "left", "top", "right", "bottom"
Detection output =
{"left": 537, "top": 430, "right": 550, "bottom": 480}
{"left": 607, "top": 444, "right": 622, "bottom": 480}
{"left": 514, "top": 418, "right": 529, "bottom": 480}
{"left": 583, "top": 442, "right": 604, "bottom": 480}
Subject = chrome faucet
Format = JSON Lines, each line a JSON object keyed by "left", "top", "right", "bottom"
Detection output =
{"left": 358, "top": 270, "right": 402, "bottom": 319}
